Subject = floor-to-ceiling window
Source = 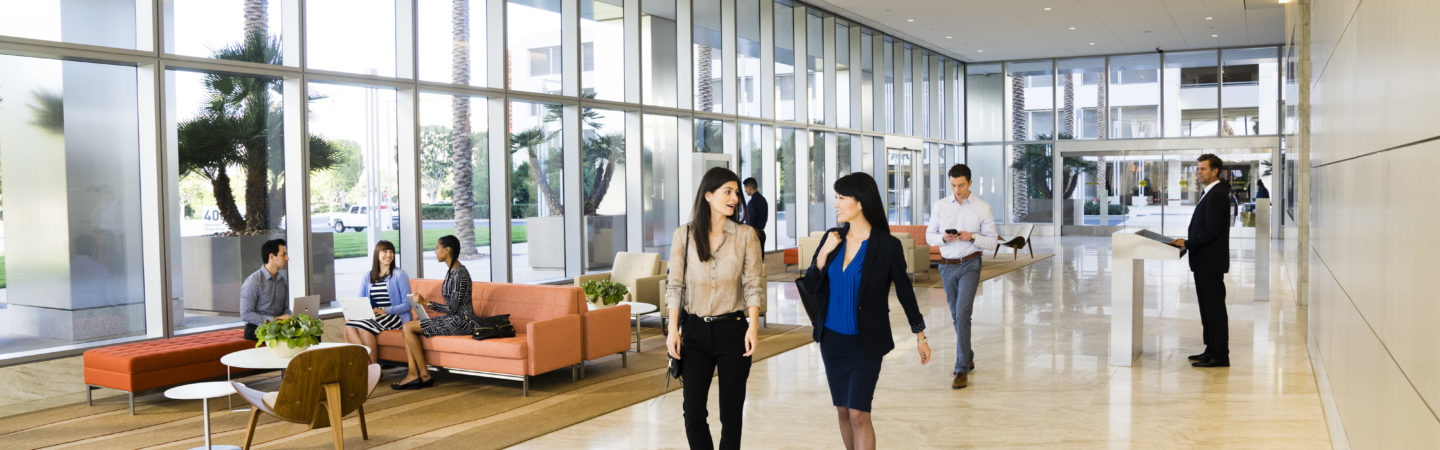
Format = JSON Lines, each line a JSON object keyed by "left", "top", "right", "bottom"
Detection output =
{"left": 694, "top": 0, "right": 723, "bottom": 113}
{"left": 418, "top": 92, "right": 491, "bottom": 281}
{"left": 583, "top": 108, "right": 627, "bottom": 272}
{"left": 643, "top": 114, "right": 680, "bottom": 255}
{"left": 509, "top": 100, "right": 565, "bottom": 282}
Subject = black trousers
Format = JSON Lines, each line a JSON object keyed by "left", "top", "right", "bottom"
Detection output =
{"left": 754, "top": 229, "right": 766, "bottom": 249}
{"left": 244, "top": 323, "right": 258, "bottom": 341}
{"left": 1194, "top": 272, "right": 1229, "bottom": 358}
{"left": 681, "top": 313, "right": 752, "bottom": 450}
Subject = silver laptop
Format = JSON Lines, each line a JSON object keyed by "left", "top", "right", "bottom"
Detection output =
{"left": 408, "top": 294, "right": 430, "bottom": 321}
{"left": 291, "top": 295, "right": 320, "bottom": 319}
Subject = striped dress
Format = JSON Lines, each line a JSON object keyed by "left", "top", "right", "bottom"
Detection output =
{"left": 344, "top": 278, "right": 405, "bottom": 334}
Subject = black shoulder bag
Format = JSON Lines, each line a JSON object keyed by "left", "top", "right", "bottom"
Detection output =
{"left": 795, "top": 225, "right": 845, "bottom": 324}
{"left": 667, "top": 226, "right": 692, "bottom": 381}
{"left": 471, "top": 314, "right": 516, "bottom": 340}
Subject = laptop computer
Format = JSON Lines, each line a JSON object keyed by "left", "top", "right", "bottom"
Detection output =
{"left": 291, "top": 295, "right": 320, "bottom": 319}
{"left": 408, "top": 294, "right": 430, "bottom": 321}
{"left": 338, "top": 297, "right": 376, "bottom": 321}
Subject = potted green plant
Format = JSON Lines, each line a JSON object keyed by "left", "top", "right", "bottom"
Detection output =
{"left": 253, "top": 314, "right": 326, "bottom": 358}
{"left": 581, "top": 279, "right": 629, "bottom": 308}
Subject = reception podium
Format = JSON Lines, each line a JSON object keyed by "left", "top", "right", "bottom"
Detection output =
{"left": 1110, "top": 230, "right": 1186, "bottom": 366}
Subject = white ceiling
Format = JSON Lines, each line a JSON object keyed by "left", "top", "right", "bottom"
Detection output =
{"left": 810, "top": 0, "right": 1286, "bottom": 62}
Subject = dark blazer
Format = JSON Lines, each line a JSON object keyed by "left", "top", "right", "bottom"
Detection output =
{"left": 1186, "top": 182, "right": 1231, "bottom": 274}
{"left": 745, "top": 194, "right": 768, "bottom": 230}
{"left": 799, "top": 229, "right": 926, "bottom": 359}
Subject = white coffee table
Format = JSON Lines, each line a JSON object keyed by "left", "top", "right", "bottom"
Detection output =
{"left": 165, "top": 382, "right": 240, "bottom": 450}
{"left": 616, "top": 301, "right": 659, "bottom": 352}
{"left": 221, "top": 342, "right": 365, "bottom": 410}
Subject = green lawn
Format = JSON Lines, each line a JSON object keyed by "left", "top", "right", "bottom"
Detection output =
{"left": 330, "top": 226, "right": 528, "bottom": 260}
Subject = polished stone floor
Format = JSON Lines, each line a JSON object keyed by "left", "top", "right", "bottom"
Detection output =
{"left": 517, "top": 235, "right": 1330, "bottom": 449}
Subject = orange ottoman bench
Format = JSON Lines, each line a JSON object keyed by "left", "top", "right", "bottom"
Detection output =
{"left": 83, "top": 329, "right": 255, "bottom": 414}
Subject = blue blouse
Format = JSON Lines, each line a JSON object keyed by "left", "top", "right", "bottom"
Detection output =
{"left": 824, "top": 239, "right": 868, "bottom": 335}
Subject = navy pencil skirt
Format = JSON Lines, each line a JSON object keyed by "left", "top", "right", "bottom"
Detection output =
{"left": 819, "top": 328, "right": 884, "bottom": 412}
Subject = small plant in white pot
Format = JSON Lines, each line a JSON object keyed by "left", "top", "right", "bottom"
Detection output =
{"left": 581, "top": 279, "right": 629, "bottom": 308}
{"left": 254, "top": 314, "right": 325, "bottom": 358}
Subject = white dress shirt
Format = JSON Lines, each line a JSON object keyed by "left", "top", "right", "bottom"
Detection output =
{"left": 1198, "top": 179, "right": 1220, "bottom": 203}
{"left": 925, "top": 194, "right": 999, "bottom": 259}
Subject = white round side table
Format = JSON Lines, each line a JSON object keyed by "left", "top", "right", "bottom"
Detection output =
{"left": 164, "top": 381, "right": 240, "bottom": 450}
{"left": 220, "top": 342, "right": 366, "bottom": 410}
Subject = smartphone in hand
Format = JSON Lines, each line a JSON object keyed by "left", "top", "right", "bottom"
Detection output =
{"left": 945, "top": 228, "right": 959, "bottom": 235}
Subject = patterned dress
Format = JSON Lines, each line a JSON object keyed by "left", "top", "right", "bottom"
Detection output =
{"left": 344, "top": 278, "right": 405, "bottom": 335}
{"left": 419, "top": 264, "right": 474, "bottom": 337}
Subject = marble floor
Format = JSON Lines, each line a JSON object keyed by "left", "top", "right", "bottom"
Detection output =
{"left": 517, "top": 235, "right": 1331, "bottom": 449}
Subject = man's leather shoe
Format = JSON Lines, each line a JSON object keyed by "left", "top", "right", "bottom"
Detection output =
{"left": 1191, "top": 358, "right": 1230, "bottom": 368}
{"left": 952, "top": 373, "right": 968, "bottom": 389}
{"left": 1188, "top": 352, "right": 1210, "bottom": 361}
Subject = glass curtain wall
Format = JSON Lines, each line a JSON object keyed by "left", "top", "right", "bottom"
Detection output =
{"left": 642, "top": 0, "right": 679, "bottom": 107}
{"left": 1163, "top": 50, "right": 1219, "bottom": 137}
{"left": 1006, "top": 60, "right": 1055, "bottom": 141}
{"left": 836, "top": 22, "right": 851, "bottom": 129}
{"left": 170, "top": 0, "right": 286, "bottom": 63}
{"left": 582, "top": 0, "right": 625, "bottom": 101}
{"left": 1222, "top": 47, "right": 1280, "bottom": 136}
{"left": 694, "top": 0, "right": 723, "bottom": 113}
{"left": 643, "top": 115, "right": 680, "bottom": 255}
{"left": 882, "top": 37, "right": 893, "bottom": 133}
{"left": 736, "top": 0, "right": 762, "bottom": 117}
{"left": 774, "top": 2, "right": 796, "bottom": 121}
{"left": 860, "top": 30, "right": 874, "bottom": 131}
{"left": 307, "top": 82, "right": 399, "bottom": 307}
{"left": 583, "top": 108, "right": 627, "bottom": 272}
{"left": 307, "top": 0, "right": 397, "bottom": 77}
{"left": 510, "top": 100, "right": 565, "bottom": 282}
{"left": 966, "top": 63, "right": 1003, "bottom": 143}
{"left": 696, "top": 119, "right": 724, "bottom": 153}
{"left": 0, "top": 56, "right": 147, "bottom": 352}
{"left": 509, "top": 0, "right": 564, "bottom": 94}
{"left": 418, "top": 93, "right": 490, "bottom": 281}
{"left": 807, "top": 131, "right": 826, "bottom": 233}
{"left": 1056, "top": 57, "right": 1104, "bottom": 140}
{"left": 1108, "top": 54, "right": 1160, "bottom": 139}
{"left": 776, "top": 127, "right": 797, "bottom": 248}
{"left": 806, "top": 11, "right": 824, "bottom": 125}
{"left": 420, "top": 0, "right": 487, "bottom": 87}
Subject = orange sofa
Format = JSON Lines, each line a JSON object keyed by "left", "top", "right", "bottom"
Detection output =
{"left": 581, "top": 304, "right": 632, "bottom": 377}
{"left": 377, "top": 280, "right": 584, "bottom": 396}
{"left": 892, "top": 225, "right": 942, "bottom": 263}
{"left": 83, "top": 329, "right": 255, "bottom": 414}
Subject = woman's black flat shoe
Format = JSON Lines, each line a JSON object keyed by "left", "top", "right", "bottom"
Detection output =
{"left": 420, "top": 377, "right": 435, "bottom": 387}
{"left": 390, "top": 378, "right": 424, "bottom": 390}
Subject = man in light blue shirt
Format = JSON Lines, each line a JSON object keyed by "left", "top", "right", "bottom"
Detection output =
{"left": 925, "top": 164, "right": 998, "bottom": 389}
{"left": 239, "top": 238, "right": 291, "bottom": 340}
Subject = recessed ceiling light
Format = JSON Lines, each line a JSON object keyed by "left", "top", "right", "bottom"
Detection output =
{"left": 945, "top": 36, "right": 953, "bottom": 39}
{"left": 1205, "top": 16, "right": 1214, "bottom": 20}
{"left": 977, "top": 49, "right": 984, "bottom": 53}
{"left": 1044, "top": 7, "right": 1052, "bottom": 11}
{"left": 1211, "top": 34, "right": 1219, "bottom": 38}
{"left": 1069, "top": 26, "right": 1076, "bottom": 30}
{"left": 1089, "top": 42, "right": 1096, "bottom": 46}
{"left": 907, "top": 19, "right": 915, "bottom": 22}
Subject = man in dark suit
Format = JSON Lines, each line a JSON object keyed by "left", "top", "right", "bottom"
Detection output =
{"left": 1171, "top": 154, "right": 1231, "bottom": 368}
{"left": 743, "top": 178, "right": 768, "bottom": 248}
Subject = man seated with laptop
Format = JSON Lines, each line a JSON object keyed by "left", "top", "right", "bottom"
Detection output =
{"left": 239, "top": 239, "right": 292, "bottom": 341}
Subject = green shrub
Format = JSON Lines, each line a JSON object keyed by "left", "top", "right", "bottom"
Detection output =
{"left": 1083, "top": 200, "right": 1129, "bottom": 215}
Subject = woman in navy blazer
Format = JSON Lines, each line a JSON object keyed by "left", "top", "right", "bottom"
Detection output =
{"left": 343, "top": 240, "right": 413, "bottom": 364}
{"left": 800, "top": 173, "right": 930, "bottom": 450}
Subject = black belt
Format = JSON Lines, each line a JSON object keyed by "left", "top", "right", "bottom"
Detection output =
{"left": 687, "top": 311, "right": 746, "bottom": 323}
{"left": 939, "top": 252, "right": 982, "bottom": 265}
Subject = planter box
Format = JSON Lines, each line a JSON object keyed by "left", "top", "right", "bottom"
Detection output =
{"left": 583, "top": 215, "right": 627, "bottom": 270}
{"left": 180, "top": 233, "right": 334, "bottom": 315}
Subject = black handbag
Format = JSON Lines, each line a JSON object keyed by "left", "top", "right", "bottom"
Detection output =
{"left": 470, "top": 314, "right": 516, "bottom": 340}
{"left": 667, "top": 227, "right": 692, "bottom": 381}
{"left": 794, "top": 226, "right": 844, "bottom": 324}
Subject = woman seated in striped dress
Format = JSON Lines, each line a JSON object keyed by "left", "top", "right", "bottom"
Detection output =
{"left": 343, "top": 240, "right": 412, "bottom": 365}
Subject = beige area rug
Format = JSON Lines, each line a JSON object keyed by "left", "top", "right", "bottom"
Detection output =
{"left": 0, "top": 324, "right": 813, "bottom": 449}
{"left": 769, "top": 254, "right": 1053, "bottom": 288}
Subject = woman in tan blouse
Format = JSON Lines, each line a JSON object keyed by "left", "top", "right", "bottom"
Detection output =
{"left": 665, "top": 167, "right": 764, "bottom": 450}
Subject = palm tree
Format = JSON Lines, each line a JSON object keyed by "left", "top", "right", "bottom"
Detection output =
{"left": 582, "top": 133, "right": 625, "bottom": 215}
{"left": 510, "top": 127, "right": 563, "bottom": 215}
{"left": 244, "top": 0, "right": 267, "bottom": 35}
{"left": 1010, "top": 71, "right": 1028, "bottom": 221}
{"left": 1010, "top": 134, "right": 1093, "bottom": 200}
{"left": 177, "top": 30, "right": 341, "bottom": 234}
{"left": 449, "top": 0, "right": 479, "bottom": 258}
{"left": 1062, "top": 71, "right": 1075, "bottom": 137}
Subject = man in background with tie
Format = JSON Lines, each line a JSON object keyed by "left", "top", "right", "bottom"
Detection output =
{"left": 1171, "top": 154, "right": 1232, "bottom": 368}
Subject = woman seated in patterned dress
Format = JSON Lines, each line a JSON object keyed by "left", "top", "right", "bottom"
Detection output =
{"left": 391, "top": 235, "right": 473, "bottom": 390}
{"left": 343, "top": 240, "right": 412, "bottom": 365}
